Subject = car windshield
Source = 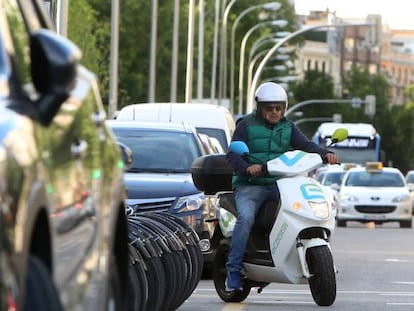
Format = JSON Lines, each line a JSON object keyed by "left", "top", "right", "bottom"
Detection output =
{"left": 323, "top": 172, "right": 346, "bottom": 186}
{"left": 112, "top": 128, "right": 201, "bottom": 173}
{"left": 195, "top": 127, "right": 228, "bottom": 151}
{"left": 406, "top": 173, "right": 414, "bottom": 184}
{"left": 344, "top": 171, "right": 405, "bottom": 187}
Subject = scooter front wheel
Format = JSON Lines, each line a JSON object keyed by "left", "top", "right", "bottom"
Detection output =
{"left": 306, "top": 245, "right": 337, "bottom": 306}
{"left": 212, "top": 243, "right": 250, "bottom": 302}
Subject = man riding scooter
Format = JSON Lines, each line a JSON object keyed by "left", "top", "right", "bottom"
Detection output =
{"left": 225, "top": 82, "right": 339, "bottom": 292}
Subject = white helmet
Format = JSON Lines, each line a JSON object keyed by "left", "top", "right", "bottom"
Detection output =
{"left": 254, "top": 82, "right": 288, "bottom": 109}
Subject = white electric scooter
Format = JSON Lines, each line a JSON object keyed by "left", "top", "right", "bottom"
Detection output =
{"left": 211, "top": 128, "right": 348, "bottom": 306}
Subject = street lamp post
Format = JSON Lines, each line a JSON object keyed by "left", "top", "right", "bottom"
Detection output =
{"left": 246, "top": 49, "right": 269, "bottom": 106}
{"left": 149, "top": 0, "right": 158, "bottom": 102}
{"left": 295, "top": 117, "right": 333, "bottom": 125}
{"left": 218, "top": 0, "right": 236, "bottom": 105}
{"left": 245, "top": 34, "right": 291, "bottom": 108}
{"left": 249, "top": 23, "right": 375, "bottom": 113}
{"left": 197, "top": 0, "right": 205, "bottom": 100}
{"left": 238, "top": 19, "right": 288, "bottom": 113}
{"left": 229, "top": 2, "right": 281, "bottom": 111}
{"left": 247, "top": 55, "right": 290, "bottom": 103}
{"left": 210, "top": 0, "right": 220, "bottom": 102}
{"left": 285, "top": 98, "right": 375, "bottom": 118}
{"left": 248, "top": 36, "right": 282, "bottom": 61}
{"left": 170, "top": 0, "right": 180, "bottom": 102}
{"left": 108, "top": 0, "right": 119, "bottom": 118}
{"left": 185, "top": 0, "right": 196, "bottom": 103}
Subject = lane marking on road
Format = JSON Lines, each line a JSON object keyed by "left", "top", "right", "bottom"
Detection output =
{"left": 251, "top": 300, "right": 314, "bottom": 305}
{"left": 386, "top": 258, "right": 414, "bottom": 262}
{"left": 194, "top": 288, "right": 414, "bottom": 295}
{"left": 222, "top": 303, "right": 245, "bottom": 311}
{"left": 333, "top": 250, "right": 414, "bottom": 255}
{"left": 392, "top": 281, "right": 414, "bottom": 285}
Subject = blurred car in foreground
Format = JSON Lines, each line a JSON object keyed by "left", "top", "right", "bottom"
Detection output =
{"left": 0, "top": 1, "right": 128, "bottom": 310}
{"left": 336, "top": 162, "right": 412, "bottom": 228}
{"left": 106, "top": 120, "right": 219, "bottom": 265}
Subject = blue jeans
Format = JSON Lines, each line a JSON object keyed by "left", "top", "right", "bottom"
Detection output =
{"left": 226, "top": 184, "right": 279, "bottom": 273}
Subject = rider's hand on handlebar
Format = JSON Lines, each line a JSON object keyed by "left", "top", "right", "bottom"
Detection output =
{"left": 324, "top": 153, "right": 339, "bottom": 164}
{"left": 246, "top": 164, "right": 264, "bottom": 176}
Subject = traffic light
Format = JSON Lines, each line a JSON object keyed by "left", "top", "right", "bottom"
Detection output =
{"left": 364, "top": 95, "right": 376, "bottom": 117}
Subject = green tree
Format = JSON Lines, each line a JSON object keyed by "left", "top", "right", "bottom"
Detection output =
{"left": 342, "top": 67, "right": 395, "bottom": 166}
{"left": 391, "top": 85, "right": 414, "bottom": 172}
{"left": 67, "top": 0, "right": 110, "bottom": 102}
{"left": 288, "top": 70, "right": 336, "bottom": 137}
{"left": 229, "top": 0, "right": 299, "bottom": 112}
{"left": 66, "top": 0, "right": 298, "bottom": 111}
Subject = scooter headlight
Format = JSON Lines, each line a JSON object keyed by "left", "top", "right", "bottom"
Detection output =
{"left": 308, "top": 201, "right": 330, "bottom": 219}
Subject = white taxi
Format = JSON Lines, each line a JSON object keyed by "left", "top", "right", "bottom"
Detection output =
{"left": 336, "top": 162, "right": 412, "bottom": 228}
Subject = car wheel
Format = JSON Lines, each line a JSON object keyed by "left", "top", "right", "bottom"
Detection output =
{"left": 24, "top": 256, "right": 63, "bottom": 311}
{"left": 336, "top": 219, "right": 346, "bottom": 227}
{"left": 399, "top": 220, "right": 412, "bottom": 228}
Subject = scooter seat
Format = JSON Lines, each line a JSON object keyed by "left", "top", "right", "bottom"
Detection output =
{"left": 218, "top": 192, "right": 237, "bottom": 215}
{"left": 254, "top": 201, "right": 279, "bottom": 233}
{"left": 218, "top": 192, "right": 280, "bottom": 233}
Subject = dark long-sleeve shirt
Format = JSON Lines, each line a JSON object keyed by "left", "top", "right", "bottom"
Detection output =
{"left": 227, "top": 117, "right": 332, "bottom": 176}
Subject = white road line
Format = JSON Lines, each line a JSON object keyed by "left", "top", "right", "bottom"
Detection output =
{"left": 251, "top": 300, "right": 314, "bottom": 304}
{"left": 392, "top": 281, "right": 414, "bottom": 285}
{"left": 387, "top": 303, "right": 414, "bottom": 305}
{"left": 194, "top": 288, "right": 414, "bottom": 295}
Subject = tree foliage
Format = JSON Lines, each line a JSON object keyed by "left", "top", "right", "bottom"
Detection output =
{"left": 288, "top": 70, "right": 337, "bottom": 137}
{"left": 64, "top": 1, "right": 414, "bottom": 172}
{"left": 66, "top": 0, "right": 298, "bottom": 111}
{"left": 67, "top": 0, "right": 110, "bottom": 100}
{"left": 391, "top": 86, "right": 414, "bottom": 172}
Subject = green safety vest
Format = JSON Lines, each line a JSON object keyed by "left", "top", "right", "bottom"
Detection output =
{"left": 232, "top": 111, "right": 292, "bottom": 188}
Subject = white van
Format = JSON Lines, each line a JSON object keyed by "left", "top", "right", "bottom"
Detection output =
{"left": 116, "top": 103, "right": 235, "bottom": 150}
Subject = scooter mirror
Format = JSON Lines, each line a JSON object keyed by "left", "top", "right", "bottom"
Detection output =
{"left": 229, "top": 141, "right": 249, "bottom": 155}
{"left": 329, "top": 128, "right": 348, "bottom": 146}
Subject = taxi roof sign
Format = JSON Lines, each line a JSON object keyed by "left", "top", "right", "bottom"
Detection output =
{"left": 342, "top": 162, "right": 358, "bottom": 170}
{"left": 365, "top": 161, "right": 383, "bottom": 172}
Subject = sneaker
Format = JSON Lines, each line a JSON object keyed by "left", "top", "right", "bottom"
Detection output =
{"left": 225, "top": 271, "right": 243, "bottom": 292}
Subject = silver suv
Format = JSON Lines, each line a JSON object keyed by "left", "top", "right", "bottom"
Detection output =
{"left": 0, "top": 1, "right": 128, "bottom": 310}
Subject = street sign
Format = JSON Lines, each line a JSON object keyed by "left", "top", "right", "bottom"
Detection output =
{"left": 351, "top": 97, "right": 362, "bottom": 108}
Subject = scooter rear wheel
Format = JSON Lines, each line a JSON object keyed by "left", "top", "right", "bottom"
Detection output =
{"left": 306, "top": 245, "right": 336, "bottom": 306}
{"left": 212, "top": 243, "right": 250, "bottom": 302}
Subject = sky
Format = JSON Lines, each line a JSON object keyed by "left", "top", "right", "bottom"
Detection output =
{"left": 295, "top": 0, "right": 414, "bottom": 30}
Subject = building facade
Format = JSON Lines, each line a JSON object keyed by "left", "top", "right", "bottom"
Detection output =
{"left": 295, "top": 10, "right": 414, "bottom": 106}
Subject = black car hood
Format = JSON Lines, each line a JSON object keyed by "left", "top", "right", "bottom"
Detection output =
{"left": 124, "top": 172, "right": 199, "bottom": 198}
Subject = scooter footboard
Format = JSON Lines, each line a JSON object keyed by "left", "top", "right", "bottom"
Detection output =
{"left": 243, "top": 263, "right": 307, "bottom": 284}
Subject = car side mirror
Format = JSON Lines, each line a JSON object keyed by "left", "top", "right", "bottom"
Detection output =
{"left": 30, "top": 29, "right": 82, "bottom": 125}
{"left": 330, "top": 183, "right": 340, "bottom": 191}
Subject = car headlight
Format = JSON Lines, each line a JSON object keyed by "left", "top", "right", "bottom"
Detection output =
{"left": 392, "top": 194, "right": 410, "bottom": 203}
{"left": 173, "top": 193, "right": 205, "bottom": 212}
{"left": 308, "top": 201, "right": 330, "bottom": 219}
{"left": 340, "top": 194, "right": 359, "bottom": 202}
